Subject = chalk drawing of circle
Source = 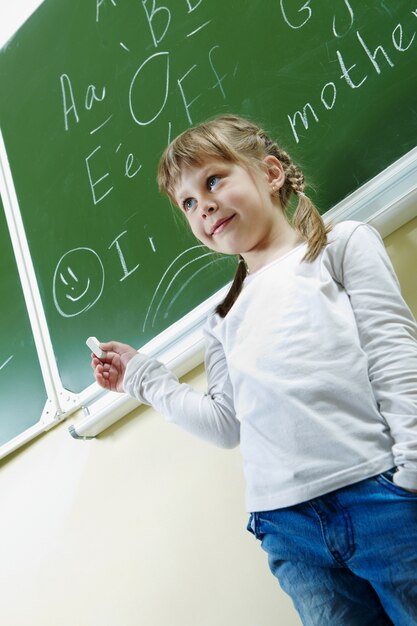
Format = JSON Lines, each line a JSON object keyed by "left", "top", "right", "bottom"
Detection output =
{"left": 53, "top": 247, "right": 105, "bottom": 318}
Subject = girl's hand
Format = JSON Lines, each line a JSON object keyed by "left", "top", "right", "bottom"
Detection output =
{"left": 91, "top": 340, "right": 138, "bottom": 393}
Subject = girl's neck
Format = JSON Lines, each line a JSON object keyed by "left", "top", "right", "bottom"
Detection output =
{"left": 242, "top": 219, "right": 303, "bottom": 274}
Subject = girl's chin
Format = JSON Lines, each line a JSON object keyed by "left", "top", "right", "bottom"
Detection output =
{"left": 200, "top": 233, "right": 243, "bottom": 256}
{"left": 207, "top": 243, "right": 241, "bottom": 256}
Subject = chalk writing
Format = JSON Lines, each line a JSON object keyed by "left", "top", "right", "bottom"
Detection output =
{"left": 187, "top": 20, "right": 211, "bottom": 37}
{"left": 85, "top": 145, "right": 114, "bottom": 204}
{"left": 49, "top": 0, "right": 417, "bottom": 343}
{"left": 150, "top": 251, "right": 215, "bottom": 328}
{"left": 142, "top": 0, "right": 171, "bottom": 48}
{"left": 333, "top": 0, "right": 354, "bottom": 38}
{"left": 52, "top": 0, "right": 234, "bottom": 328}
{"left": 0, "top": 355, "right": 13, "bottom": 372}
{"left": 58, "top": 0, "right": 230, "bottom": 220}
{"left": 164, "top": 256, "right": 229, "bottom": 319}
{"left": 279, "top": 0, "right": 312, "bottom": 30}
{"left": 287, "top": 17, "right": 416, "bottom": 143}
{"left": 142, "top": 245, "right": 206, "bottom": 331}
{"left": 178, "top": 64, "right": 200, "bottom": 124}
{"left": 125, "top": 153, "right": 142, "bottom": 178}
{"left": 96, "top": 0, "right": 117, "bottom": 23}
{"left": 60, "top": 74, "right": 79, "bottom": 130}
{"left": 60, "top": 74, "right": 106, "bottom": 131}
{"left": 279, "top": 0, "right": 354, "bottom": 35}
{"left": 85, "top": 85, "right": 106, "bottom": 111}
{"left": 209, "top": 45, "right": 227, "bottom": 98}
{"left": 129, "top": 52, "right": 170, "bottom": 126}
{"left": 53, "top": 248, "right": 105, "bottom": 318}
{"left": 108, "top": 231, "right": 140, "bottom": 282}
{"left": 186, "top": 0, "right": 203, "bottom": 12}
{"left": 90, "top": 115, "right": 113, "bottom": 135}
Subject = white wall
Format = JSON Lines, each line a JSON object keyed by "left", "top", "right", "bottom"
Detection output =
{"left": 0, "top": 366, "right": 300, "bottom": 626}
{"left": 0, "top": 0, "right": 44, "bottom": 47}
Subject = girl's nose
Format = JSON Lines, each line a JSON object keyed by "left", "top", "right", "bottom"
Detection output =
{"left": 202, "top": 200, "right": 218, "bottom": 218}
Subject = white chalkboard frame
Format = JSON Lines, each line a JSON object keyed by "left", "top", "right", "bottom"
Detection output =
{"left": 0, "top": 129, "right": 81, "bottom": 460}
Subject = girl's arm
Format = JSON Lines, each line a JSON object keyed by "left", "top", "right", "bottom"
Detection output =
{"left": 121, "top": 320, "right": 240, "bottom": 449}
{"left": 335, "top": 223, "right": 417, "bottom": 491}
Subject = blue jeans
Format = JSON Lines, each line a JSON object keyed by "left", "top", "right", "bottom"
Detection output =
{"left": 247, "top": 470, "right": 417, "bottom": 626}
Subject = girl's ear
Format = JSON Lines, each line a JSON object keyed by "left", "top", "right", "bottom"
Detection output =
{"left": 263, "top": 155, "right": 285, "bottom": 193}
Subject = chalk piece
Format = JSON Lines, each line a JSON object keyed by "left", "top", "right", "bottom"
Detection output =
{"left": 86, "top": 336, "right": 106, "bottom": 359}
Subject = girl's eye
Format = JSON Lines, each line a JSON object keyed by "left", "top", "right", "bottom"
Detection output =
{"left": 207, "top": 175, "right": 221, "bottom": 190}
{"left": 183, "top": 198, "right": 197, "bottom": 212}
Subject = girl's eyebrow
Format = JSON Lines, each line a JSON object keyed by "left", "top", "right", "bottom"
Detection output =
{"left": 176, "top": 165, "right": 214, "bottom": 201}
{"left": 196, "top": 164, "right": 215, "bottom": 182}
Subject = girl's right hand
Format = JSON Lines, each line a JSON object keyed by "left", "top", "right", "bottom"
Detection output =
{"left": 91, "top": 340, "right": 138, "bottom": 393}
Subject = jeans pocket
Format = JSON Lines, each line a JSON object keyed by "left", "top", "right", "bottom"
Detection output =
{"left": 376, "top": 469, "right": 417, "bottom": 498}
{"left": 381, "top": 468, "right": 396, "bottom": 480}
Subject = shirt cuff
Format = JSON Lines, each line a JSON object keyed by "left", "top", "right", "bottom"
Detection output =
{"left": 123, "top": 352, "right": 150, "bottom": 393}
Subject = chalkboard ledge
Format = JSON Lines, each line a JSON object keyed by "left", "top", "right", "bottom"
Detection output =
{"left": 325, "top": 146, "right": 417, "bottom": 236}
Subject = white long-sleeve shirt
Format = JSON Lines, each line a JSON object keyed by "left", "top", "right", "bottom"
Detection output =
{"left": 124, "top": 221, "right": 417, "bottom": 512}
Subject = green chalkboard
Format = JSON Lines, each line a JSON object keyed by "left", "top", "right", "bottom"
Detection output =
{"left": 0, "top": 0, "right": 416, "bottom": 393}
{"left": 0, "top": 196, "right": 47, "bottom": 446}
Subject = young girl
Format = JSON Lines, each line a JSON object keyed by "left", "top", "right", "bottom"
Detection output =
{"left": 91, "top": 115, "right": 417, "bottom": 625}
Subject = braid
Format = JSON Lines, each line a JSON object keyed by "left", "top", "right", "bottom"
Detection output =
{"left": 257, "top": 133, "right": 305, "bottom": 202}
{"left": 276, "top": 147, "right": 305, "bottom": 207}
{"left": 258, "top": 135, "right": 331, "bottom": 264}
{"left": 214, "top": 256, "right": 247, "bottom": 317}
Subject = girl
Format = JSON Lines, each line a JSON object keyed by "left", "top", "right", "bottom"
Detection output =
{"left": 91, "top": 115, "right": 417, "bottom": 625}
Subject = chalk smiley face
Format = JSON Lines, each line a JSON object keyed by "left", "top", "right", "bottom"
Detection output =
{"left": 53, "top": 247, "right": 104, "bottom": 318}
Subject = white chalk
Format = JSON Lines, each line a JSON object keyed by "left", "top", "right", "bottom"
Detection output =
{"left": 86, "top": 336, "right": 107, "bottom": 359}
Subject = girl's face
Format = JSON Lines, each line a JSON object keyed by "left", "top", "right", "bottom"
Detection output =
{"left": 173, "top": 156, "right": 287, "bottom": 270}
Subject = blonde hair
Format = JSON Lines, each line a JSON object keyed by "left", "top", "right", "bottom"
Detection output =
{"left": 157, "top": 114, "right": 331, "bottom": 317}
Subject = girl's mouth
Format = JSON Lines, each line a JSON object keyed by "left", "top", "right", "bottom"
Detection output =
{"left": 210, "top": 214, "right": 235, "bottom": 235}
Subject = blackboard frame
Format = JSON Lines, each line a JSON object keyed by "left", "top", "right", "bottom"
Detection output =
{"left": 0, "top": 129, "right": 80, "bottom": 459}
